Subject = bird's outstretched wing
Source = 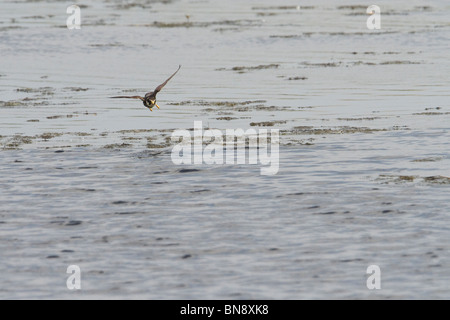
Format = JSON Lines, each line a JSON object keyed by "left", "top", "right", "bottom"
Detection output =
{"left": 110, "top": 96, "right": 144, "bottom": 100}
{"left": 145, "top": 65, "right": 181, "bottom": 99}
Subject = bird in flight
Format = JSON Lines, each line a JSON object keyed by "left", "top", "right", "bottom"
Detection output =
{"left": 111, "top": 65, "right": 181, "bottom": 111}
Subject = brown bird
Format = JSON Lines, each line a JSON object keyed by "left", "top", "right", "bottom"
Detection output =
{"left": 111, "top": 65, "right": 181, "bottom": 111}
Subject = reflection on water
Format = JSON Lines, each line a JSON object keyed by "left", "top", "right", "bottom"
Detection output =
{"left": 0, "top": 0, "right": 449, "bottom": 299}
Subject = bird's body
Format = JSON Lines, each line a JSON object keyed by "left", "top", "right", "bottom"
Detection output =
{"left": 111, "top": 65, "right": 181, "bottom": 111}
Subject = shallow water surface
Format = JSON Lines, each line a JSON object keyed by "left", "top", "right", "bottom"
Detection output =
{"left": 0, "top": 0, "right": 449, "bottom": 299}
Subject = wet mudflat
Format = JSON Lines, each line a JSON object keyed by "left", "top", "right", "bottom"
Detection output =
{"left": 0, "top": 0, "right": 449, "bottom": 299}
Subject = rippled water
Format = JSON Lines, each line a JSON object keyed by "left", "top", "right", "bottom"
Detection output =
{"left": 0, "top": 0, "right": 449, "bottom": 299}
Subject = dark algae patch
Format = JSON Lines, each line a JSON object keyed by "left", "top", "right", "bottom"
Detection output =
{"left": 377, "top": 175, "right": 450, "bottom": 185}
{"left": 0, "top": 100, "right": 27, "bottom": 107}
{"left": 169, "top": 100, "right": 269, "bottom": 111}
{"left": 1, "top": 135, "right": 33, "bottom": 150}
{"left": 63, "top": 87, "right": 89, "bottom": 92}
{"left": 216, "top": 117, "right": 238, "bottom": 121}
{"left": 379, "top": 60, "right": 421, "bottom": 65}
{"left": 37, "top": 133, "right": 64, "bottom": 140}
{"left": 103, "top": 143, "right": 133, "bottom": 149}
{"left": 337, "top": 5, "right": 369, "bottom": 10}
{"left": 150, "top": 19, "right": 262, "bottom": 29}
{"left": 171, "top": 100, "right": 267, "bottom": 107}
{"left": 217, "top": 64, "right": 279, "bottom": 73}
{"left": 250, "top": 120, "right": 287, "bottom": 127}
{"left": 16, "top": 87, "right": 54, "bottom": 93}
{"left": 178, "top": 169, "right": 201, "bottom": 173}
{"left": 287, "top": 76, "right": 308, "bottom": 81}
{"left": 411, "top": 157, "right": 443, "bottom": 163}
{"left": 285, "top": 126, "right": 388, "bottom": 135}
{"left": 413, "top": 112, "right": 450, "bottom": 116}
{"left": 423, "top": 176, "right": 450, "bottom": 184}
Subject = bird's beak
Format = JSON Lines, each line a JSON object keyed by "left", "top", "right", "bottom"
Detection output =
{"left": 155, "top": 103, "right": 160, "bottom": 109}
